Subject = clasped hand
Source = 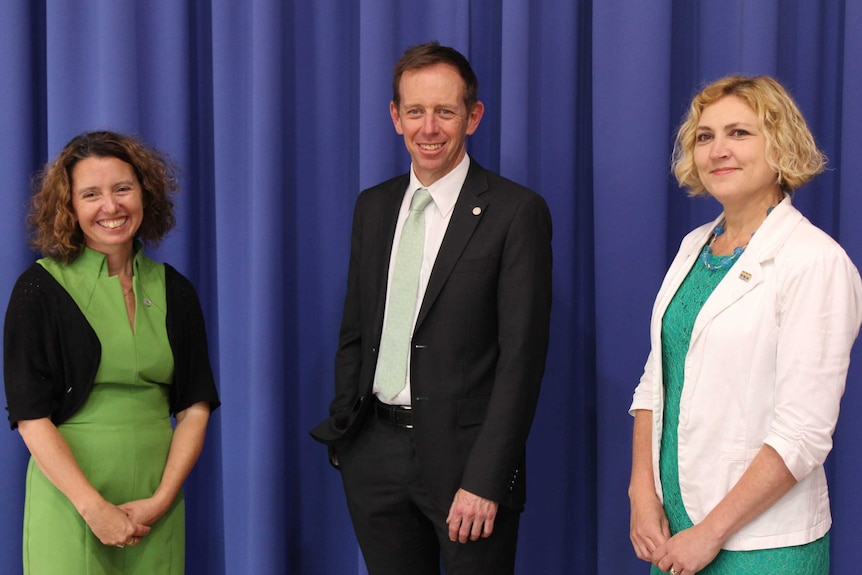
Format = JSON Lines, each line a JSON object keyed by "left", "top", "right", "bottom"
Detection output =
{"left": 83, "top": 498, "right": 152, "bottom": 547}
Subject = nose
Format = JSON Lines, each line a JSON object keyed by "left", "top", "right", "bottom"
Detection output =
{"left": 101, "top": 194, "right": 119, "bottom": 213}
{"left": 421, "top": 112, "right": 439, "bottom": 134}
{"left": 708, "top": 136, "right": 730, "bottom": 160}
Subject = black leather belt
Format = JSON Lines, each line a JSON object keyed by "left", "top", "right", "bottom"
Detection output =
{"left": 374, "top": 397, "right": 414, "bottom": 428}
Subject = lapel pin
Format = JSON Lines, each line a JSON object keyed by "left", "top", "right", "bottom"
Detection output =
{"left": 472, "top": 206, "right": 482, "bottom": 216}
{"left": 738, "top": 271, "right": 751, "bottom": 282}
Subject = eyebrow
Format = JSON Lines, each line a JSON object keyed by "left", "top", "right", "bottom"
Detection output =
{"left": 696, "top": 121, "right": 756, "bottom": 131}
{"left": 75, "top": 180, "right": 136, "bottom": 194}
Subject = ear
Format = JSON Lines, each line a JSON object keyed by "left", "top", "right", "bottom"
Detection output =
{"left": 390, "top": 101, "right": 404, "bottom": 135}
{"left": 465, "top": 101, "right": 485, "bottom": 136}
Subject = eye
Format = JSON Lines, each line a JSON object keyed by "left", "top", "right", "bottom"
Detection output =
{"left": 404, "top": 108, "right": 424, "bottom": 118}
{"left": 695, "top": 132, "right": 713, "bottom": 143}
{"left": 730, "top": 128, "right": 751, "bottom": 137}
{"left": 435, "top": 108, "right": 462, "bottom": 121}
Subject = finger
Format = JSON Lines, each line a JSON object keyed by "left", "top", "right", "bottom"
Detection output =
{"left": 481, "top": 515, "right": 495, "bottom": 538}
{"left": 469, "top": 517, "right": 484, "bottom": 541}
{"left": 459, "top": 519, "right": 473, "bottom": 544}
{"left": 447, "top": 517, "right": 461, "bottom": 542}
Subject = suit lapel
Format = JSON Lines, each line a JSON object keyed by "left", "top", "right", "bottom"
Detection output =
{"left": 689, "top": 197, "right": 801, "bottom": 347}
{"left": 373, "top": 176, "right": 411, "bottom": 337}
{"left": 415, "top": 163, "right": 488, "bottom": 330}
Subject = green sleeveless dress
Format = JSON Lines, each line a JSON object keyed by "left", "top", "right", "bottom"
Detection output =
{"left": 23, "top": 247, "right": 184, "bottom": 575}
{"left": 650, "top": 245, "right": 829, "bottom": 575}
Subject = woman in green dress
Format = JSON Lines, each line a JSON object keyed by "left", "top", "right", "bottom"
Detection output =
{"left": 3, "top": 131, "right": 220, "bottom": 574}
{"left": 628, "top": 76, "right": 862, "bottom": 574}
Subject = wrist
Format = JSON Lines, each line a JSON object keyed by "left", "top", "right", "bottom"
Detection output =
{"left": 76, "top": 493, "right": 110, "bottom": 521}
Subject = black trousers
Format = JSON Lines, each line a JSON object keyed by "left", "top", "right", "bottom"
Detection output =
{"left": 338, "top": 414, "right": 520, "bottom": 575}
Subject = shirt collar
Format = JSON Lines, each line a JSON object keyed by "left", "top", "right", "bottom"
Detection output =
{"left": 408, "top": 154, "right": 470, "bottom": 218}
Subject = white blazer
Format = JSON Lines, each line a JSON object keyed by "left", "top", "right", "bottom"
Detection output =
{"left": 630, "top": 196, "right": 862, "bottom": 550}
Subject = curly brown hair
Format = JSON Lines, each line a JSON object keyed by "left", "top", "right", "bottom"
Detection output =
{"left": 672, "top": 75, "right": 826, "bottom": 197}
{"left": 28, "top": 130, "right": 178, "bottom": 262}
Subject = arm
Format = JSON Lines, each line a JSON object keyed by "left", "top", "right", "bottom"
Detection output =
{"left": 629, "top": 409, "right": 670, "bottom": 562}
{"left": 652, "top": 445, "right": 796, "bottom": 574}
{"left": 449, "top": 191, "right": 553, "bottom": 542}
{"left": 18, "top": 418, "right": 151, "bottom": 546}
{"left": 119, "top": 401, "right": 211, "bottom": 525}
{"left": 310, "top": 191, "right": 371, "bottom": 454}
{"left": 655, "top": 234, "right": 862, "bottom": 573}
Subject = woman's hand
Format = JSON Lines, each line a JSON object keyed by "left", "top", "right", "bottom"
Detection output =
{"left": 652, "top": 522, "right": 722, "bottom": 575}
{"left": 629, "top": 487, "right": 671, "bottom": 562}
{"left": 629, "top": 409, "right": 669, "bottom": 562}
{"left": 119, "top": 495, "right": 170, "bottom": 528}
{"left": 81, "top": 498, "right": 151, "bottom": 547}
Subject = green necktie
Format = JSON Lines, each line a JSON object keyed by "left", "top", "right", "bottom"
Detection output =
{"left": 376, "top": 188, "right": 433, "bottom": 401}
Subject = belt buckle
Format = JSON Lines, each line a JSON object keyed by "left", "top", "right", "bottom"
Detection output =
{"left": 395, "top": 407, "right": 413, "bottom": 429}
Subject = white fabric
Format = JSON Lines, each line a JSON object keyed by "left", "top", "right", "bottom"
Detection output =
{"left": 630, "top": 196, "right": 862, "bottom": 550}
{"left": 372, "top": 154, "right": 470, "bottom": 405}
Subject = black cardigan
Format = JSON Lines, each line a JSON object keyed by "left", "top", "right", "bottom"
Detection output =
{"left": 3, "top": 262, "right": 220, "bottom": 428}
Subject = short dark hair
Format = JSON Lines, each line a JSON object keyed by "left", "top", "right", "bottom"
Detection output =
{"left": 392, "top": 41, "right": 479, "bottom": 110}
{"left": 29, "top": 130, "right": 178, "bottom": 262}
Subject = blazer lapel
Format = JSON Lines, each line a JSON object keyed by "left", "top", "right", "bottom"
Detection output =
{"left": 414, "top": 163, "right": 488, "bottom": 330}
{"left": 689, "top": 196, "right": 801, "bottom": 347}
{"left": 373, "top": 176, "right": 411, "bottom": 335}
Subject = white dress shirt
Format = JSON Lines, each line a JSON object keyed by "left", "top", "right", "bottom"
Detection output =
{"left": 373, "top": 154, "right": 471, "bottom": 405}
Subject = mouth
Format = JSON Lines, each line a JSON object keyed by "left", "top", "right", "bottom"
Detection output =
{"left": 98, "top": 217, "right": 128, "bottom": 230}
{"left": 418, "top": 143, "right": 444, "bottom": 151}
{"left": 711, "top": 167, "right": 738, "bottom": 176}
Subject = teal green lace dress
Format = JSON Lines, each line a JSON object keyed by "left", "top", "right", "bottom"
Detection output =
{"left": 650, "top": 245, "right": 829, "bottom": 575}
{"left": 23, "top": 248, "right": 184, "bottom": 575}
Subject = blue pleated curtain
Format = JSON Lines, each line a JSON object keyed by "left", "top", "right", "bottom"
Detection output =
{"left": 0, "top": 1, "right": 859, "bottom": 574}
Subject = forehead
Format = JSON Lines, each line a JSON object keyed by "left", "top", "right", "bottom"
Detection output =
{"left": 698, "top": 95, "right": 758, "bottom": 127}
{"left": 71, "top": 156, "right": 137, "bottom": 185}
{"left": 398, "top": 63, "right": 466, "bottom": 106}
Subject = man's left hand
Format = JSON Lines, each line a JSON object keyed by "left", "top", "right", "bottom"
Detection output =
{"left": 446, "top": 488, "right": 498, "bottom": 543}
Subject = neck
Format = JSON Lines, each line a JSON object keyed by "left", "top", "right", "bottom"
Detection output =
{"left": 101, "top": 246, "right": 135, "bottom": 278}
{"left": 720, "top": 188, "right": 783, "bottom": 240}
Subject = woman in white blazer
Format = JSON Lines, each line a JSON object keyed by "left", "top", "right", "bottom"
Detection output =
{"left": 628, "top": 76, "right": 862, "bottom": 575}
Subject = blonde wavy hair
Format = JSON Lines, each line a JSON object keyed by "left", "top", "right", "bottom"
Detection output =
{"left": 671, "top": 75, "right": 826, "bottom": 197}
{"left": 28, "top": 131, "right": 178, "bottom": 263}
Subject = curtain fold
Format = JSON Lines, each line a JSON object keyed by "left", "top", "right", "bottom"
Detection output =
{"left": 0, "top": 1, "right": 859, "bottom": 573}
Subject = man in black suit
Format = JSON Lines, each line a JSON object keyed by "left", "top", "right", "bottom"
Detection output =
{"left": 312, "top": 42, "right": 552, "bottom": 574}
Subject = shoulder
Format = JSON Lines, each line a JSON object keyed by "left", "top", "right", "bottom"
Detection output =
{"left": 8, "top": 263, "right": 62, "bottom": 306}
{"left": 469, "top": 161, "right": 540, "bottom": 199}
{"left": 779, "top": 214, "right": 855, "bottom": 267}
{"left": 163, "top": 263, "right": 200, "bottom": 291}
{"left": 356, "top": 173, "right": 410, "bottom": 204}
{"left": 163, "top": 264, "right": 205, "bottom": 308}
{"left": 465, "top": 164, "right": 550, "bottom": 227}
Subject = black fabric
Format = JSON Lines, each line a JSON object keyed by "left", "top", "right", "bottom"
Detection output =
{"left": 4, "top": 262, "right": 220, "bottom": 428}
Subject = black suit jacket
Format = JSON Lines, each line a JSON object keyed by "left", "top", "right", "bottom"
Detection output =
{"left": 311, "top": 159, "right": 552, "bottom": 512}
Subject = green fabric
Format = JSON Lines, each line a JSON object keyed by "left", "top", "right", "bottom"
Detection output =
{"left": 25, "top": 247, "right": 183, "bottom": 575}
{"left": 376, "top": 188, "right": 433, "bottom": 400}
{"left": 650, "top": 248, "right": 829, "bottom": 574}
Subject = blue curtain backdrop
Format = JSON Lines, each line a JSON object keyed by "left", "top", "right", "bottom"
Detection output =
{"left": 0, "top": 1, "right": 859, "bottom": 573}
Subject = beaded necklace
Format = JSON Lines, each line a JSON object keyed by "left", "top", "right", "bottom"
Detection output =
{"left": 700, "top": 224, "right": 746, "bottom": 271}
{"left": 700, "top": 206, "right": 775, "bottom": 271}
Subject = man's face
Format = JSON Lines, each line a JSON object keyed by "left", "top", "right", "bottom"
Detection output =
{"left": 390, "top": 63, "right": 484, "bottom": 187}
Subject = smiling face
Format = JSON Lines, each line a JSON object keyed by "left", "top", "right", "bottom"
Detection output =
{"left": 694, "top": 95, "right": 783, "bottom": 208}
{"left": 390, "top": 63, "right": 484, "bottom": 187}
{"left": 71, "top": 155, "right": 144, "bottom": 256}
